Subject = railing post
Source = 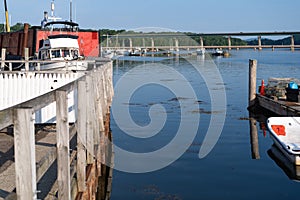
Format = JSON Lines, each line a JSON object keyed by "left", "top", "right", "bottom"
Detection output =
{"left": 24, "top": 48, "right": 29, "bottom": 71}
{"left": 1, "top": 48, "right": 6, "bottom": 70}
{"left": 56, "top": 90, "right": 71, "bottom": 200}
{"left": 13, "top": 108, "right": 37, "bottom": 200}
{"left": 77, "top": 79, "right": 87, "bottom": 192}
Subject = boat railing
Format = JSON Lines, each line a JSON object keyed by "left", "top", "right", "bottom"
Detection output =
{"left": 0, "top": 58, "right": 96, "bottom": 71}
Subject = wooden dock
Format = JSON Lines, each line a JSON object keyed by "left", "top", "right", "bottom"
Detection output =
{"left": 0, "top": 59, "right": 114, "bottom": 199}
{"left": 248, "top": 59, "right": 300, "bottom": 117}
{"left": 256, "top": 94, "right": 300, "bottom": 116}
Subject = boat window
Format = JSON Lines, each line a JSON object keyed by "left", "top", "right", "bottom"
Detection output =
{"left": 62, "top": 49, "right": 70, "bottom": 58}
{"left": 71, "top": 49, "right": 79, "bottom": 59}
{"left": 39, "top": 50, "right": 49, "bottom": 60}
{"left": 51, "top": 50, "right": 61, "bottom": 58}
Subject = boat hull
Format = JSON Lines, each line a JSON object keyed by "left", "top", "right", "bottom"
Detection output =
{"left": 36, "top": 60, "right": 88, "bottom": 71}
{"left": 267, "top": 117, "right": 300, "bottom": 165}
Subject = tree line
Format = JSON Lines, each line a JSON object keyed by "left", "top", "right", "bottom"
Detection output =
{"left": 1, "top": 23, "right": 299, "bottom": 46}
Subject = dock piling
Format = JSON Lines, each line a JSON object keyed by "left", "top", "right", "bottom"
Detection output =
{"left": 249, "top": 59, "right": 257, "bottom": 108}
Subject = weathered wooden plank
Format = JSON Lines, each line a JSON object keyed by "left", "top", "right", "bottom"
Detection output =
{"left": 77, "top": 79, "right": 87, "bottom": 192}
{"left": 86, "top": 75, "right": 95, "bottom": 164}
{"left": 56, "top": 90, "right": 71, "bottom": 200}
{"left": 257, "top": 95, "right": 300, "bottom": 116}
{"left": 0, "top": 109, "right": 13, "bottom": 131}
{"left": 13, "top": 108, "right": 37, "bottom": 200}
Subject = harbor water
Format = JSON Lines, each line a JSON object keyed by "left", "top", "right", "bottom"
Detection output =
{"left": 110, "top": 50, "right": 300, "bottom": 200}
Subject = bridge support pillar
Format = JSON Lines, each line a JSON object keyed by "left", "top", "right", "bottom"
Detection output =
{"left": 291, "top": 35, "right": 295, "bottom": 51}
{"left": 174, "top": 38, "right": 179, "bottom": 51}
{"left": 151, "top": 38, "right": 155, "bottom": 52}
{"left": 142, "top": 38, "right": 145, "bottom": 48}
{"left": 129, "top": 38, "right": 133, "bottom": 50}
{"left": 228, "top": 36, "right": 232, "bottom": 50}
{"left": 200, "top": 36, "right": 204, "bottom": 49}
{"left": 258, "top": 36, "right": 262, "bottom": 51}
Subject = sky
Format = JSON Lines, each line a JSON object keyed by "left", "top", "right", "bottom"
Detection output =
{"left": 1, "top": 0, "right": 300, "bottom": 34}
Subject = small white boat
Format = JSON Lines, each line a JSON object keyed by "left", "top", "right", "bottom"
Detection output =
{"left": 211, "top": 48, "right": 224, "bottom": 56}
{"left": 102, "top": 49, "right": 115, "bottom": 59}
{"left": 129, "top": 48, "right": 142, "bottom": 56}
{"left": 267, "top": 117, "right": 300, "bottom": 165}
{"left": 35, "top": 21, "right": 87, "bottom": 71}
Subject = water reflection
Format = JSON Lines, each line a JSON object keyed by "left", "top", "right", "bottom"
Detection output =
{"left": 268, "top": 145, "right": 300, "bottom": 181}
{"left": 249, "top": 114, "right": 260, "bottom": 159}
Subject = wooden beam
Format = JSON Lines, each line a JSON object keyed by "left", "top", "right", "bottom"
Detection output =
{"left": 56, "top": 90, "right": 71, "bottom": 200}
{"left": 13, "top": 108, "right": 37, "bottom": 200}
{"left": 86, "top": 75, "right": 95, "bottom": 164}
{"left": 0, "top": 109, "right": 13, "bottom": 131}
{"left": 77, "top": 79, "right": 87, "bottom": 192}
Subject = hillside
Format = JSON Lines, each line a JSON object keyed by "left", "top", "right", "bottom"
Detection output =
{"left": 247, "top": 35, "right": 300, "bottom": 45}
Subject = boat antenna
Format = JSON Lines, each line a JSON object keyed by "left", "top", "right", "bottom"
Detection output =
{"left": 51, "top": 0, "right": 55, "bottom": 19}
{"left": 48, "top": 0, "right": 61, "bottom": 22}
{"left": 3, "top": 0, "right": 10, "bottom": 32}
{"left": 70, "top": 0, "right": 73, "bottom": 22}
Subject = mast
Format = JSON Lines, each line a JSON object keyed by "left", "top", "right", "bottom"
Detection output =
{"left": 3, "top": 0, "right": 10, "bottom": 32}
{"left": 70, "top": 0, "right": 73, "bottom": 22}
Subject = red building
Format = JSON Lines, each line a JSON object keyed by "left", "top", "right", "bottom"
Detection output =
{"left": 0, "top": 24, "right": 99, "bottom": 58}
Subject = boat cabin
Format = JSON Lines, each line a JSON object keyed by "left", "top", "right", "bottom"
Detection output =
{"left": 38, "top": 35, "right": 81, "bottom": 61}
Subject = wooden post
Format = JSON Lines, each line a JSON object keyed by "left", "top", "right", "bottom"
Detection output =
{"left": 56, "top": 90, "right": 71, "bottom": 200}
{"left": 13, "top": 108, "right": 37, "bottom": 200}
{"left": 9, "top": 62, "right": 12, "bottom": 71}
{"left": 249, "top": 59, "right": 257, "bottom": 108}
{"left": 22, "top": 23, "right": 29, "bottom": 56}
{"left": 86, "top": 75, "right": 95, "bottom": 164}
{"left": 77, "top": 79, "right": 87, "bottom": 192}
{"left": 1, "top": 48, "right": 6, "bottom": 70}
{"left": 249, "top": 115, "right": 260, "bottom": 159}
{"left": 24, "top": 48, "right": 29, "bottom": 71}
{"left": 37, "top": 62, "right": 40, "bottom": 71}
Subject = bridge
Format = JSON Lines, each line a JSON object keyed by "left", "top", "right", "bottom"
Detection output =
{"left": 101, "top": 31, "right": 300, "bottom": 51}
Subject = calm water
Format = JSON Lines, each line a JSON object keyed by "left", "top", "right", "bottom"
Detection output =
{"left": 110, "top": 49, "right": 300, "bottom": 200}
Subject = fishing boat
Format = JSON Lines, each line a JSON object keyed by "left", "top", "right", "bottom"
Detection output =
{"left": 267, "top": 117, "right": 300, "bottom": 165}
{"left": 35, "top": 21, "right": 87, "bottom": 71}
